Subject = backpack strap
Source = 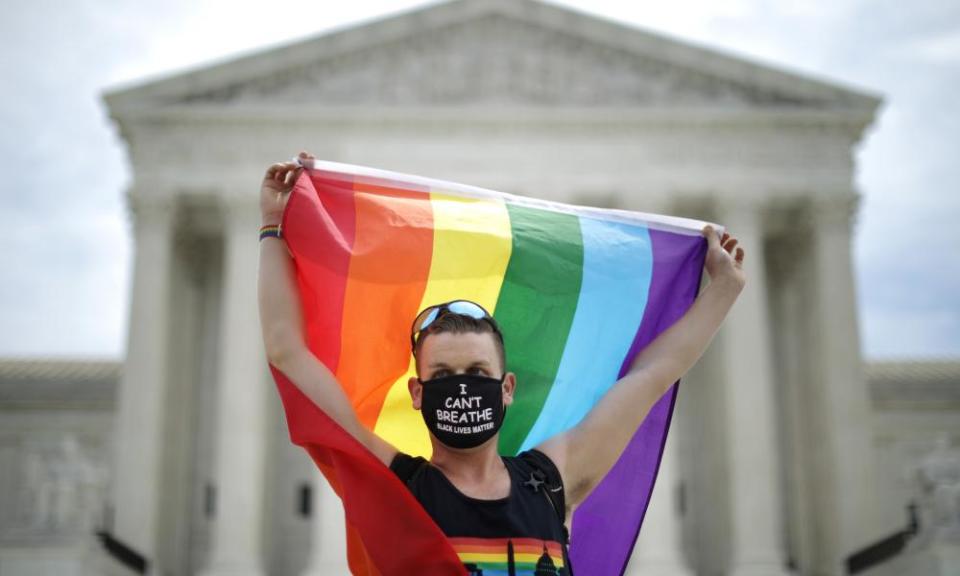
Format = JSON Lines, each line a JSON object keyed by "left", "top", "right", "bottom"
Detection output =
{"left": 518, "top": 449, "right": 574, "bottom": 575}
{"left": 390, "top": 452, "right": 429, "bottom": 488}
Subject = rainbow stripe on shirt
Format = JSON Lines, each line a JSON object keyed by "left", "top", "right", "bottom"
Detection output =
{"left": 450, "top": 537, "right": 565, "bottom": 575}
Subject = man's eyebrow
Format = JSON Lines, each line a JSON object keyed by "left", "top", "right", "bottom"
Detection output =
{"left": 426, "top": 360, "right": 491, "bottom": 369}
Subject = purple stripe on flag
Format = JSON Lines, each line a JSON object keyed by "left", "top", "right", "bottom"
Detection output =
{"left": 569, "top": 228, "right": 706, "bottom": 575}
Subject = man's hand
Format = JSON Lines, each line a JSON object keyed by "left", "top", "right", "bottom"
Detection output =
{"left": 702, "top": 225, "right": 746, "bottom": 290}
{"left": 260, "top": 151, "right": 315, "bottom": 226}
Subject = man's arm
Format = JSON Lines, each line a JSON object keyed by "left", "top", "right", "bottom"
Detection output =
{"left": 258, "top": 155, "right": 398, "bottom": 467}
{"left": 536, "top": 225, "right": 745, "bottom": 507}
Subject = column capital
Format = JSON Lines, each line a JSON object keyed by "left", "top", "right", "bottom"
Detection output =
{"left": 713, "top": 196, "right": 768, "bottom": 233}
{"left": 669, "top": 194, "right": 713, "bottom": 222}
{"left": 808, "top": 192, "right": 861, "bottom": 232}
{"left": 128, "top": 192, "right": 177, "bottom": 228}
{"left": 219, "top": 193, "right": 261, "bottom": 231}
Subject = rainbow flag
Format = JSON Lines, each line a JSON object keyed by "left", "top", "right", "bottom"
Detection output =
{"left": 273, "top": 161, "right": 714, "bottom": 575}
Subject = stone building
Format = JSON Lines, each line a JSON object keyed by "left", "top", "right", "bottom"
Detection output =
{"left": 2, "top": 0, "right": 958, "bottom": 574}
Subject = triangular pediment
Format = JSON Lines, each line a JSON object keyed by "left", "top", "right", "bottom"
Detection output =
{"left": 105, "top": 0, "right": 878, "bottom": 112}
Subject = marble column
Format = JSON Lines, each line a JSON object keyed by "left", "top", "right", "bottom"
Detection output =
{"left": 805, "top": 195, "right": 886, "bottom": 574}
{"left": 109, "top": 194, "right": 175, "bottom": 573}
{"left": 112, "top": 192, "right": 173, "bottom": 566}
{"left": 201, "top": 200, "right": 268, "bottom": 576}
{"left": 627, "top": 432, "right": 693, "bottom": 576}
{"left": 718, "top": 202, "right": 789, "bottom": 576}
{"left": 767, "top": 230, "right": 817, "bottom": 573}
{"left": 301, "top": 470, "right": 350, "bottom": 576}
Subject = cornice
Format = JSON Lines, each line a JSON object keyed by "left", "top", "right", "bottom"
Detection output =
{"left": 103, "top": 0, "right": 881, "bottom": 119}
{"left": 0, "top": 358, "right": 119, "bottom": 410}
{"left": 112, "top": 105, "right": 878, "bottom": 135}
{"left": 809, "top": 192, "right": 861, "bottom": 232}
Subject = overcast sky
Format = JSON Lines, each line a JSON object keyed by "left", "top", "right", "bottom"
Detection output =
{"left": 1, "top": 0, "right": 958, "bottom": 360}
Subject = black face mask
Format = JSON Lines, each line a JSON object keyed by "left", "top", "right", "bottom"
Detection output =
{"left": 419, "top": 373, "right": 506, "bottom": 450}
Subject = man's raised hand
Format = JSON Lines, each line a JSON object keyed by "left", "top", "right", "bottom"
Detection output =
{"left": 260, "top": 151, "right": 315, "bottom": 226}
{"left": 702, "top": 225, "right": 746, "bottom": 290}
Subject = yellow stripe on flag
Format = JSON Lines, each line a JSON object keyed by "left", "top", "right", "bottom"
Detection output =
{"left": 373, "top": 192, "right": 513, "bottom": 455}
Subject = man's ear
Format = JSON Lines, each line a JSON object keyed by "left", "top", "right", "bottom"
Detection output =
{"left": 408, "top": 376, "right": 423, "bottom": 410}
{"left": 502, "top": 372, "right": 517, "bottom": 406}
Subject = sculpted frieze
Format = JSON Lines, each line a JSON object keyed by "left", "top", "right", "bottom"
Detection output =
{"left": 1, "top": 435, "right": 109, "bottom": 543}
{"left": 176, "top": 15, "right": 820, "bottom": 108}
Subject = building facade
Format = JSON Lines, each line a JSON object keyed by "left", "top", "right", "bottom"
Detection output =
{"left": 5, "top": 0, "right": 958, "bottom": 574}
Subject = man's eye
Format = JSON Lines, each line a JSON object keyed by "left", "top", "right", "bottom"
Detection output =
{"left": 467, "top": 367, "right": 486, "bottom": 375}
{"left": 432, "top": 370, "right": 451, "bottom": 378}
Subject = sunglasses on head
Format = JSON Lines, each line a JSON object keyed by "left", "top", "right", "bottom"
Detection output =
{"left": 410, "top": 300, "right": 502, "bottom": 353}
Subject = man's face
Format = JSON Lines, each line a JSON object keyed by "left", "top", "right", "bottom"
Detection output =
{"left": 409, "top": 331, "right": 514, "bottom": 410}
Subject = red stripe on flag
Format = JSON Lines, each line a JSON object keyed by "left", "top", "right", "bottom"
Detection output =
{"left": 285, "top": 172, "right": 357, "bottom": 371}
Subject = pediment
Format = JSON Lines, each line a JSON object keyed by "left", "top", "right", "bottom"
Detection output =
{"left": 106, "top": 0, "right": 878, "bottom": 112}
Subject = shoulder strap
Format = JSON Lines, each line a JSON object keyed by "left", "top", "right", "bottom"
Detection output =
{"left": 390, "top": 452, "right": 429, "bottom": 488}
{"left": 519, "top": 449, "right": 567, "bottom": 520}
{"left": 518, "top": 450, "right": 574, "bottom": 576}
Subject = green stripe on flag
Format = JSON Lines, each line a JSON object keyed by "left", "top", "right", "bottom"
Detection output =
{"left": 495, "top": 204, "right": 583, "bottom": 455}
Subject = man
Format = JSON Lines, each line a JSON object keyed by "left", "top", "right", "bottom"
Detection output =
{"left": 258, "top": 152, "right": 746, "bottom": 574}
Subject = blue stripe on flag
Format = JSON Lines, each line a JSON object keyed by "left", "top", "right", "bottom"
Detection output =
{"left": 518, "top": 216, "right": 653, "bottom": 451}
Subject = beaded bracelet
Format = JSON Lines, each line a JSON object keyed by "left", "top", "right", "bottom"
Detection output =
{"left": 259, "top": 224, "right": 282, "bottom": 241}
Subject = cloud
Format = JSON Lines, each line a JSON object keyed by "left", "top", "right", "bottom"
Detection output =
{"left": 909, "top": 28, "right": 960, "bottom": 62}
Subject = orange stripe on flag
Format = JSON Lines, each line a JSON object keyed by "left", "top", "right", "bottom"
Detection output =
{"left": 337, "top": 181, "right": 434, "bottom": 429}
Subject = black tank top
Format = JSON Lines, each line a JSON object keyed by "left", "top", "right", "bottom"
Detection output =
{"left": 390, "top": 449, "right": 571, "bottom": 575}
